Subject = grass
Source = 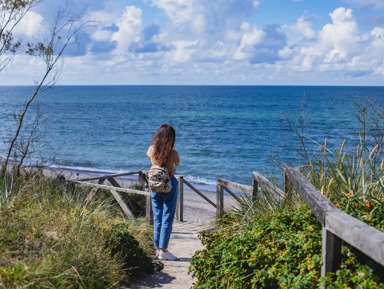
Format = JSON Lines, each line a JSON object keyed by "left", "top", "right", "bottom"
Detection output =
{"left": 0, "top": 168, "right": 158, "bottom": 288}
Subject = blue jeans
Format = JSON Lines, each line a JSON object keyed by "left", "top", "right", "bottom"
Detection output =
{"left": 151, "top": 177, "right": 178, "bottom": 249}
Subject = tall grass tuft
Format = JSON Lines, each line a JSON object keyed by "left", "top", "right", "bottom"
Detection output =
{"left": 0, "top": 168, "right": 156, "bottom": 288}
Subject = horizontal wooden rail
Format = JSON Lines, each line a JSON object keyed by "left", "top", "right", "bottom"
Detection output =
{"left": 72, "top": 180, "right": 151, "bottom": 196}
{"left": 72, "top": 171, "right": 185, "bottom": 222}
{"left": 217, "top": 178, "right": 253, "bottom": 194}
{"left": 284, "top": 163, "right": 384, "bottom": 286}
{"left": 325, "top": 209, "right": 384, "bottom": 267}
{"left": 78, "top": 171, "right": 142, "bottom": 182}
{"left": 284, "top": 164, "right": 337, "bottom": 225}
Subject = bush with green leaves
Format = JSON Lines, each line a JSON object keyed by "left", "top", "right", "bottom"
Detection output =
{"left": 106, "top": 223, "right": 163, "bottom": 276}
{"left": 190, "top": 206, "right": 322, "bottom": 288}
{"left": 190, "top": 196, "right": 384, "bottom": 288}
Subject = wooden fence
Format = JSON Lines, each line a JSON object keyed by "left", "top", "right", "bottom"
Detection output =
{"left": 71, "top": 164, "right": 384, "bottom": 286}
{"left": 215, "top": 164, "right": 384, "bottom": 286}
{"left": 216, "top": 171, "right": 286, "bottom": 219}
{"left": 283, "top": 163, "right": 384, "bottom": 286}
{"left": 71, "top": 171, "right": 216, "bottom": 223}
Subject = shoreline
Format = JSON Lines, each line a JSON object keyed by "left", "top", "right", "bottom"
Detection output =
{"left": 48, "top": 164, "right": 218, "bottom": 193}
{"left": 44, "top": 166, "right": 226, "bottom": 224}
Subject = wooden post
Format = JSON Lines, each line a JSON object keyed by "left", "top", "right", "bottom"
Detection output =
{"left": 252, "top": 173, "right": 258, "bottom": 203}
{"left": 138, "top": 171, "right": 145, "bottom": 190}
{"left": 321, "top": 227, "right": 342, "bottom": 288}
{"left": 216, "top": 183, "right": 224, "bottom": 219}
{"left": 175, "top": 176, "right": 184, "bottom": 222}
{"left": 140, "top": 171, "right": 153, "bottom": 223}
{"left": 146, "top": 193, "right": 153, "bottom": 224}
{"left": 284, "top": 164, "right": 292, "bottom": 202}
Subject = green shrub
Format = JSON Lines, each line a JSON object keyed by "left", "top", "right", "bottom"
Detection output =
{"left": 106, "top": 223, "right": 163, "bottom": 277}
{"left": 190, "top": 206, "right": 322, "bottom": 289}
{"left": 190, "top": 197, "right": 384, "bottom": 288}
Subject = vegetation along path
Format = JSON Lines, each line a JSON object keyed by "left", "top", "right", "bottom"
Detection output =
{"left": 124, "top": 221, "right": 206, "bottom": 289}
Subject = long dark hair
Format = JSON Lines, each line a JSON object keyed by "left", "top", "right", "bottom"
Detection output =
{"left": 152, "top": 124, "right": 176, "bottom": 166}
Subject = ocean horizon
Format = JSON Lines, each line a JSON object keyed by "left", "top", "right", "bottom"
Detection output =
{"left": 1, "top": 85, "right": 383, "bottom": 191}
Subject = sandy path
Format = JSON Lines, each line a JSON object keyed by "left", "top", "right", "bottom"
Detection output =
{"left": 124, "top": 221, "right": 209, "bottom": 289}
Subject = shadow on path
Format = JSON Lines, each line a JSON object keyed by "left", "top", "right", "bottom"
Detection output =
{"left": 126, "top": 272, "right": 176, "bottom": 288}
{"left": 121, "top": 221, "right": 208, "bottom": 289}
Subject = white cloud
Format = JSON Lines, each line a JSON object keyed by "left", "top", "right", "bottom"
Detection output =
{"left": 286, "top": 7, "right": 364, "bottom": 71}
{"left": 155, "top": 0, "right": 194, "bottom": 20}
{"left": 91, "top": 29, "right": 113, "bottom": 41}
{"left": 111, "top": 6, "right": 143, "bottom": 53}
{"left": 4, "top": 2, "right": 384, "bottom": 85}
{"left": 286, "top": 15, "right": 315, "bottom": 42}
{"left": 234, "top": 23, "right": 265, "bottom": 60}
{"left": 318, "top": 8, "right": 362, "bottom": 62}
{"left": 13, "top": 11, "right": 44, "bottom": 37}
{"left": 281, "top": 6, "right": 384, "bottom": 80}
{"left": 170, "top": 40, "right": 198, "bottom": 62}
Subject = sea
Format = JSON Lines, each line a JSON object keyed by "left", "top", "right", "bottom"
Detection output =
{"left": 0, "top": 85, "right": 383, "bottom": 192}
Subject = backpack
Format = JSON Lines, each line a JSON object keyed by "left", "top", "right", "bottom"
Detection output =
{"left": 147, "top": 165, "right": 172, "bottom": 193}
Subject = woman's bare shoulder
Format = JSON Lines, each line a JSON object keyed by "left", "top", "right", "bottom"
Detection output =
{"left": 147, "top": 145, "right": 154, "bottom": 157}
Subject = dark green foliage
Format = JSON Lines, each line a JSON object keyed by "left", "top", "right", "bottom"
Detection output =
{"left": 190, "top": 194, "right": 384, "bottom": 289}
{"left": 106, "top": 223, "right": 163, "bottom": 277}
{"left": 190, "top": 206, "right": 322, "bottom": 289}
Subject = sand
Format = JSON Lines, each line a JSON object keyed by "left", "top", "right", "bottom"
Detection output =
{"left": 124, "top": 221, "right": 208, "bottom": 289}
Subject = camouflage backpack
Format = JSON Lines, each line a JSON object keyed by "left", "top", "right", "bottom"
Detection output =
{"left": 147, "top": 165, "right": 172, "bottom": 193}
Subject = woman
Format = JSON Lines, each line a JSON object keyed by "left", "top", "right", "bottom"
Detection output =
{"left": 147, "top": 124, "right": 180, "bottom": 261}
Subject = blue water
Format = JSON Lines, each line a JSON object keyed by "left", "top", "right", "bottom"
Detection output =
{"left": 0, "top": 85, "right": 383, "bottom": 191}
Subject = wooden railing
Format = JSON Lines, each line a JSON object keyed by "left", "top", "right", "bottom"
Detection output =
{"left": 216, "top": 171, "right": 285, "bottom": 218}
{"left": 72, "top": 171, "right": 152, "bottom": 220}
{"left": 215, "top": 164, "right": 384, "bottom": 285}
{"left": 283, "top": 163, "right": 384, "bottom": 286}
{"left": 71, "top": 171, "right": 216, "bottom": 223}
{"left": 71, "top": 164, "right": 384, "bottom": 285}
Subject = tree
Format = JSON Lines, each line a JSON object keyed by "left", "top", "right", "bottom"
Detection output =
{"left": 0, "top": 0, "right": 40, "bottom": 71}
{"left": 1, "top": 1, "right": 88, "bottom": 173}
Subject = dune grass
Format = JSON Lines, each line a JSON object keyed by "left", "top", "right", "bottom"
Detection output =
{"left": 0, "top": 168, "right": 158, "bottom": 288}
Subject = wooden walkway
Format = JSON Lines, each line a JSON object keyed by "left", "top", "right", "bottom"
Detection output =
{"left": 123, "top": 221, "right": 206, "bottom": 289}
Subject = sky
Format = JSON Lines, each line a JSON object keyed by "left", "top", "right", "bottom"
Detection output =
{"left": 2, "top": 0, "right": 384, "bottom": 86}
